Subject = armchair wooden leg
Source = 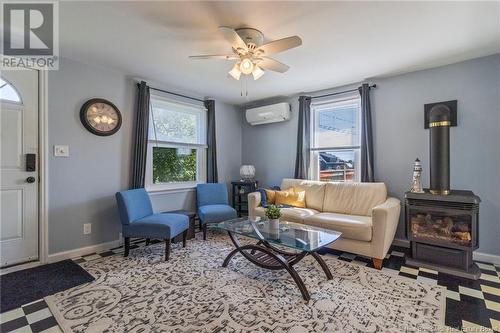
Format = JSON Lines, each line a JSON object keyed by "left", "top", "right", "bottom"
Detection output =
{"left": 124, "top": 237, "right": 130, "bottom": 257}
{"left": 182, "top": 230, "right": 187, "bottom": 248}
{"left": 372, "top": 258, "right": 383, "bottom": 270}
{"left": 146, "top": 238, "right": 150, "bottom": 246}
{"left": 165, "top": 239, "right": 171, "bottom": 261}
{"left": 203, "top": 224, "right": 207, "bottom": 241}
{"left": 199, "top": 219, "right": 203, "bottom": 232}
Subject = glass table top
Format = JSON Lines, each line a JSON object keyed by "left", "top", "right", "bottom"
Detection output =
{"left": 210, "top": 217, "right": 342, "bottom": 252}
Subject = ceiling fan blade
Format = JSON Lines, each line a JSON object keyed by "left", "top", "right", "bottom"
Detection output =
{"left": 258, "top": 57, "right": 290, "bottom": 73}
{"left": 219, "top": 26, "right": 248, "bottom": 52}
{"left": 257, "top": 36, "right": 302, "bottom": 55}
{"left": 189, "top": 54, "right": 238, "bottom": 60}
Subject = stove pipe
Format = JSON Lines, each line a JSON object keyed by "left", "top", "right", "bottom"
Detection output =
{"left": 424, "top": 101, "right": 457, "bottom": 195}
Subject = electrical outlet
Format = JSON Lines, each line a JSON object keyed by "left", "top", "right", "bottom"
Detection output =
{"left": 83, "top": 223, "right": 91, "bottom": 235}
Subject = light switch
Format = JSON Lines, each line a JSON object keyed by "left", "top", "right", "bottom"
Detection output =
{"left": 54, "top": 145, "right": 69, "bottom": 157}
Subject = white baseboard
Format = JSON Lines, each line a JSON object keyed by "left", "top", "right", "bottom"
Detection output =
{"left": 473, "top": 251, "right": 500, "bottom": 265}
{"left": 48, "top": 239, "right": 121, "bottom": 263}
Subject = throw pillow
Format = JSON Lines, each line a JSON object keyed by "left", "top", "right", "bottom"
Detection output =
{"left": 257, "top": 188, "right": 267, "bottom": 207}
{"left": 264, "top": 189, "right": 276, "bottom": 204}
{"left": 275, "top": 187, "right": 306, "bottom": 208}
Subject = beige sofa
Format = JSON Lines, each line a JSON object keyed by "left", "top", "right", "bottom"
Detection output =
{"left": 248, "top": 178, "right": 401, "bottom": 269}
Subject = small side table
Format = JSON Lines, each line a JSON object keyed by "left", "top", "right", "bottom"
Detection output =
{"left": 231, "top": 180, "right": 259, "bottom": 217}
{"left": 167, "top": 210, "right": 196, "bottom": 243}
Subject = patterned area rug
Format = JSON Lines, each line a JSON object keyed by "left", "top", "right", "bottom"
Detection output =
{"left": 45, "top": 233, "right": 445, "bottom": 332}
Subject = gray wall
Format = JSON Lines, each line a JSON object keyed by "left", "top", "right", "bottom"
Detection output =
{"left": 241, "top": 96, "right": 299, "bottom": 189}
{"left": 241, "top": 54, "right": 500, "bottom": 256}
{"left": 215, "top": 100, "right": 243, "bottom": 187}
{"left": 48, "top": 58, "right": 242, "bottom": 254}
{"left": 48, "top": 58, "right": 133, "bottom": 254}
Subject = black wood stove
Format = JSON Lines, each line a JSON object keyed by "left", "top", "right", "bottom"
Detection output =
{"left": 405, "top": 100, "right": 481, "bottom": 279}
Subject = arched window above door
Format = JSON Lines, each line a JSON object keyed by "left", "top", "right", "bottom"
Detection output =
{"left": 0, "top": 78, "right": 22, "bottom": 103}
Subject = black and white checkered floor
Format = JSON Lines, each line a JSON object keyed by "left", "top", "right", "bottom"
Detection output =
{"left": 1, "top": 237, "right": 499, "bottom": 333}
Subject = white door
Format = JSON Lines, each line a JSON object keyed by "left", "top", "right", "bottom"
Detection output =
{"left": 0, "top": 69, "right": 39, "bottom": 268}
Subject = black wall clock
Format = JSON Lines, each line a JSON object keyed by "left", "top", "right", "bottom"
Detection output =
{"left": 80, "top": 98, "right": 122, "bottom": 136}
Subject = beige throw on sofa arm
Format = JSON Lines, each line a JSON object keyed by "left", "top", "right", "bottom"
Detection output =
{"left": 247, "top": 179, "right": 401, "bottom": 269}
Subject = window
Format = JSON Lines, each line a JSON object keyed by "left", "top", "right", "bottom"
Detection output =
{"left": 0, "top": 78, "right": 21, "bottom": 103}
{"left": 145, "top": 94, "right": 207, "bottom": 191}
{"left": 310, "top": 96, "right": 361, "bottom": 182}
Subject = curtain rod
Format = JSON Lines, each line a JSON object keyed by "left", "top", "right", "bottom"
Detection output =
{"left": 137, "top": 83, "right": 205, "bottom": 103}
{"left": 310, "top": 84, "right": 377, "bottom": 100}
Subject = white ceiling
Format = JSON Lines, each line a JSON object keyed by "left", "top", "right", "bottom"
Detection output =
{"left": 59, "top": 1, "right": 500, "bottom": 105}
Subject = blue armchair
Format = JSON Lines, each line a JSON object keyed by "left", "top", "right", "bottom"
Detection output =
{"left": 115, "top": 189, "right": 189, "bottom": 260}
{"left": 196, "top": 183, "right": 237, "bottom": 240}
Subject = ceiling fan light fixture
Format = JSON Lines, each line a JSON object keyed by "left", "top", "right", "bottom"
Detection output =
{"left": 239, "top": 58, "right": 254, "bottom": 75}
{"left": 228, "top": 63, "right": 242, "bottom": 80}
{"left": 252, "top": 65, "right": 265, "bottom": 80}
{"left": 189, "top": 27, "right": 302, "bottom": 85}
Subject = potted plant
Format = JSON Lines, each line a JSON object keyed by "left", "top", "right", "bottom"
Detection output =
{"left": 265, "top": 205, "right": 282, "bottom": 230}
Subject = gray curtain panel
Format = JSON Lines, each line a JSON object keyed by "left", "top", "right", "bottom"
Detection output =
{"left": 205, "top": 99, "right": 218, "bottom": 183}
{"left": 294, "top": 96, "right": 312, "bottom": 179}
{"left": 359, "top": 83, "right": 375, "bottom": 182}
{"left": 131, "top": 81, "right": 150, "bottom": 189}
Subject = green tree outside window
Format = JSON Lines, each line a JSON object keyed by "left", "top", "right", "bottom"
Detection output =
{"left": 153, "top": 147, "right": 197, "bottom": 183}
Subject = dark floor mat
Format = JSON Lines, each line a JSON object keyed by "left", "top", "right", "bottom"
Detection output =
{"left": 1, "top": 260, "right": 94, "bottom": 313}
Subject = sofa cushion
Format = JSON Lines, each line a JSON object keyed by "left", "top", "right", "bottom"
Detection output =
{"left": 304, "top": 212, "right": 373, "bottom": 241}
{"left": 323, "top": 182, "right": 387, "bottom": 216}
{"left": 254, "top": 206, "right": 319, "bottom": 223}
{"left": 254, "top": 206, "right": 266, "bottom": 217}
{"left": 281, "top": 207, "right": 318, "bottom": 221}
{"left": 281, "top": 179, "right": 326, "bottom": 211}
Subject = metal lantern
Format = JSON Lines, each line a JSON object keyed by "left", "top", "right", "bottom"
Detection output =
{"left": 240, "top": 165, "right": 256, "bottom": 181}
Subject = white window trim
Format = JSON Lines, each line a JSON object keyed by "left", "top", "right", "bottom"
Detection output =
{"left": 310, "top": 94, "right": 362, "bottom": 182}
{"left": 145, "top": 94, "right": 207, "bottom": 192}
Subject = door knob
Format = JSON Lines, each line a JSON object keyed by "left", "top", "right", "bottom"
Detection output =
{"left": 26, "top": 177, "right": 36, "bottom": 183}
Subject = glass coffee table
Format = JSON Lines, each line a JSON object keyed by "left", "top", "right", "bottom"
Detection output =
{"left": 211, "top": 217, "right": 342, "bottom": 301}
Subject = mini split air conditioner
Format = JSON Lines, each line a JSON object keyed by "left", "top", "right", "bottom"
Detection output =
{"left": 245, "top": 102, "right": 291, "bottom": 125}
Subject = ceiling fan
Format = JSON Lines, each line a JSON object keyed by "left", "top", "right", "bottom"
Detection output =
{"left": 189, "top": 27, "right": 302, "bottom": 80}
